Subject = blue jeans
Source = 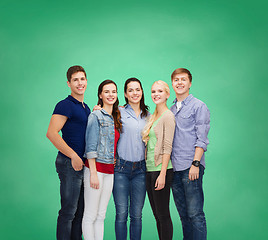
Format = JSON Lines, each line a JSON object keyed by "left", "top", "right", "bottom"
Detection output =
{"left": 55, "top": 153, "right": 84, "bottom": 240}
{"left": 113, "top": 159, "right": 146, "bottom": 240}
{"left": 172, "top": 165, "right": 207, "bottom": 240}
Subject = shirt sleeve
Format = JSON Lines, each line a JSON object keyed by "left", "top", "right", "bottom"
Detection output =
{"left": 162, "top": 112, "right": 176, "bottom": 155}
{"left": 84, "top": 113, "right": 100, "bottom": 159}
{"left": 194, "top": 103, "right": 210, "bottom": 152}
{"left": 53, "top": 100, "right": 72, "bottom": 118}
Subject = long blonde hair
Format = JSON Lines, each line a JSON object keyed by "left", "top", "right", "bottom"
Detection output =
{"left": 142, "top": 80, "right": 170, "bottom": 144}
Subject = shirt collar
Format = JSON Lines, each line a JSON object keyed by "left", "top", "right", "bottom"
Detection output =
{"left": 67, "top": 95, "right": 82, "bottom": 104}
{"left": 125, "top": 104, "right": 142, "bottom": 118}
{"left": 173, "top": 94, "right": 193, "bottom": 105}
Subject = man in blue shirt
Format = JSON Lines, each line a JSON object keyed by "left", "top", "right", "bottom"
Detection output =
{"left": 46, "top": 65, "right": 91, "bottom": 240}
{"left": 170, "top": 68, "right": 210, "bottom": 240}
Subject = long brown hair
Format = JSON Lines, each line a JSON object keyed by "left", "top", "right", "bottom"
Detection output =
{"left": 97, "top": 80, "right": 122, "bottom": 133}
{"left": 124, "top": 77, "right": 149, "bottom": 118}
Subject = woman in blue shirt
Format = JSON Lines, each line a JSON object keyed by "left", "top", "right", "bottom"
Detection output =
{"left": 83, "top": 80, "right": 122, "bottom": 240}
{"left": 113, "top": 78, "right": 150, "bottom": 240}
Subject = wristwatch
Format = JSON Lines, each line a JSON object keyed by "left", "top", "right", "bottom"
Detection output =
{"left": 192, "top": 160, "right": 200, "bottom": 167}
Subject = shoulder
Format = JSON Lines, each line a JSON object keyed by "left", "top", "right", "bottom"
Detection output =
{"left": 90, "top": 110, "right": 103, "bottom": 118}
{"left": 53, "top": 97, "right": 74, "bottom": 116}
{"left": 55, "top": 97, "right": 72, "bottom": 107}
{"left": 162, "top": 110, "right": 175, "bottom": 121}
{"left": 191, "top": 96, "right": 207, "bottom": 107}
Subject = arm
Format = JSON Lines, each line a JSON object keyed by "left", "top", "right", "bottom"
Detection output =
{"left": 155, "top": 113, "right": 176, "bottom": 190}
{"left": 155, "top": 153, "right": 170, "bottom": 190}
{"left": 84, "top": 113, "right": 100, "bottom": 188}
{"left": 189, "top": 147, "right": 204, "bottom": 181}
{"left": 46, "top": 114, "right": 84, "bottom": 171}
{"left": 87, "top": 158, "right": 99, "bottom": 189}
{"left": 189, "top": 104, "right": 210, "bottom": 180}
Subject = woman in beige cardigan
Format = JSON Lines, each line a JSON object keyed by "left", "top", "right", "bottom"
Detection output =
{"left": 142, "top": 80, "right": 175, "bottom": 240}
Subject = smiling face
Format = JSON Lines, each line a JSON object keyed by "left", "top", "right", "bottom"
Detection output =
{"left": 151, "top": 82, "right": 170, "bottom": 105}
{"left": 172, "top": 72, "right": 192, "bottom": 99}
{"left": 125, "top": 81, "right": 143, "bottom": 105}
{"left": 67, "top": 71, "right": 87, "bottom": 97}
{"left": 99, "top": 83, "right": 117, "bottom": 107}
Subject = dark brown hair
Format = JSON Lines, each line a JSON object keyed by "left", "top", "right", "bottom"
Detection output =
{"left": 124, "top": 78, "right": 149, "bottom": 118}
{"left": 97, "top": 80, "right": 122, "bottom": 133}
{"left": 66, "top": 65, "right": 86, "bottom": 82}
{"left": 171, "top": 68, "right": 192, "bottom": 82}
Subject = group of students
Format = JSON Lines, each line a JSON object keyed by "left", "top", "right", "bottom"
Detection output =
{"left": 46, "top": 65, "right": 210, "bottom": 240}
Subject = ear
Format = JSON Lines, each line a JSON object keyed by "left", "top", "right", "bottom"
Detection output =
{"left": 124, "top": 92, "right": 127, "bottom": 98}
{"left": 67, "top": 80, "right": 71, "bottom": 87}
{"left": 166, "top": 92, "right": 170, "bottom": 99}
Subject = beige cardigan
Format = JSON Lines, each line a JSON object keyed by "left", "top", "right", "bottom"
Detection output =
{"left": 147, "top": 110, "right": 176, "bottom": 167}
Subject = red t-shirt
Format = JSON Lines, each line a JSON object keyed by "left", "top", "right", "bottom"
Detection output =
{"left": 85, "top": 128, "right": 120, "bottom": 174}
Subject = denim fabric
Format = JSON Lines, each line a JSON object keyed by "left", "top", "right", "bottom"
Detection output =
{"left": 113, "top": 159, "right": 146, "bottom": 240}
{"left": 146, "top": 169, "right": 174, "bottom": 240}
{"left": 84, "top": 109, "right": 115, "bottom": 164}
{"left": 172, "top": 165, "right": 207, "bottom": 240}
{"left": 55, "top": 153, "right": 84, "bottom": 240}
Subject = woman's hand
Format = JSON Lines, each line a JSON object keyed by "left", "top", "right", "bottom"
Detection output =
{"left": 90, "top": 171, "right": 99, "bottom": 189}
{"left": 155, "top": 173, "right": 166, "bottom": 190}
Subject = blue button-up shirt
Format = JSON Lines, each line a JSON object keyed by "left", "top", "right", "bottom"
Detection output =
{"left": 116, "top": 104, "right": 149, "bottom": 162}
{"left": 170, "top": 94, "right": 210, "bottom": 171}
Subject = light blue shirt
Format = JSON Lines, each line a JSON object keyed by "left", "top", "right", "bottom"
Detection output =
{"left": 116, "top": 104, "right": 149, "bottom": 162}
{"left": 170, "top": 94, "right": 210, "bottom": 171}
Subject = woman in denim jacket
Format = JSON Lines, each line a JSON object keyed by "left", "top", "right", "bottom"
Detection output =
{"left": 82, "top": 80, "right": 122, "bottom": 240}
{"left": 113, "top": 78, "right": 150, "bottom": 240}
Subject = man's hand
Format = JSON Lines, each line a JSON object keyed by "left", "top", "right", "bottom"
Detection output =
{"left": 71, "top": 154, "right": 84, "bottom": 171}
{"left": 189, "top": 165, "right": 199, "bottom": 181}
{"left": 155, "top": 173, "right": 166, "bottom": 190}
{"left": 90, "top": 172, "right": 99, "bottom": 189}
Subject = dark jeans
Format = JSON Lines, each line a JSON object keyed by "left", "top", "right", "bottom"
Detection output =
{"left": 146, "top": 169, "right": 173, "bottom": 240}
{"left": 172, "top": 165, "right": 207, "bottom": 240}
{"left": 113, "top": 159, "right": 146, "bottom": 240}
{"left": 55, "top": 153, "right": 84, "bottom": 240}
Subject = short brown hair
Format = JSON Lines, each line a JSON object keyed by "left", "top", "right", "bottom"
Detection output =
{"left": 66, "top": 65, "right": 86, "bottom": 82}
{"left": 171, "top": 68, "right": 192, "bottom": 82}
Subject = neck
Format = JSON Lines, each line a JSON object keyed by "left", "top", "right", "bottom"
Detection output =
{"left": 129, "top": 102, "right": 141, "bottom": 116}
{"left": 103, "top": 104, "right": 113, "bottom": 115}
{"left": 176, "top": 92, "right": 189, "bottom": 102}
{"left": 156, "top": 102, "right": 168, "bottom": 116}
{"left": 71, "top": 93, "right": 84, "bottom": 103}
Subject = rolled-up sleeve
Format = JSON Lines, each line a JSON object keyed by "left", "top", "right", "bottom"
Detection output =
{"left": 194, "top": 104, "right": 210, "bottom": 152}
{"left": 84, "top": 113, "right": 99, "bottom": 159}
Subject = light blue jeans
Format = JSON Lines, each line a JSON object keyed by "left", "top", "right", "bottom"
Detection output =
{"left": 113, "top": 159, "right": 146, "bottom": 240}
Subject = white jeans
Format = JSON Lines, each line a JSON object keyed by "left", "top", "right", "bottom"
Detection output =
{"left": 82, "top": 167, "right": 114, "bottom": 240}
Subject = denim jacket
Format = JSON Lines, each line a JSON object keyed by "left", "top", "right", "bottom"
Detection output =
{"left": 84, "top": 109, "right": 115, "bottom": 164}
